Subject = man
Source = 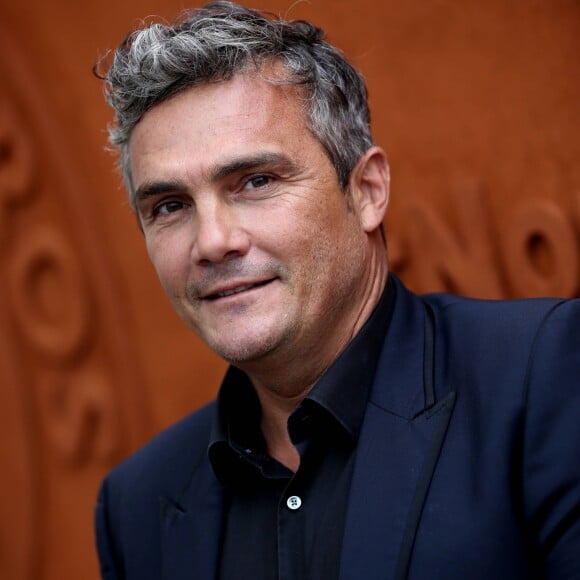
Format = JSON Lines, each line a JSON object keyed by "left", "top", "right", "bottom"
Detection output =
{"left": 95, "top": 2, "right": 580, "bottom": 579}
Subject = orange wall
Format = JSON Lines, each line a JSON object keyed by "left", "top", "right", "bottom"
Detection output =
{"left": 0, "top": 1, "right": 578, "bottom": 578}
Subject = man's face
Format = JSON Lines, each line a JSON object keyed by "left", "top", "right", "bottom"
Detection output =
{"left": 129, "top": 72, "right": 374, "bottom": 367}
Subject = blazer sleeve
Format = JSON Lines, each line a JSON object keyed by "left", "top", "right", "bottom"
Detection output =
{"left": 523, "top": 299, "right": 580, "bottom": 579}
{"left": 95, "top": 478, "right": 122, "bottom": 580}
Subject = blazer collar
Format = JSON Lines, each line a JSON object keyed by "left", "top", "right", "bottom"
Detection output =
{"left": 340, "top": 276, "right": 456, "bottom": 580}
{"left": 160, "top": 452, "right": 225, "bottom": 580}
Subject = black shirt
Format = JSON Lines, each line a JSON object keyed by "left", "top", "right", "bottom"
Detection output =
{"left": 209, "top": 278, "right": 394, "bottom": 580}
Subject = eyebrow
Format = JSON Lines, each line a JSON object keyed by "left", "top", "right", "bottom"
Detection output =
{"left": 208, "top": 151, "right": 296, "bottom": 182}
{"left": 134, "top": 151, "right": 297, "bottom": 202}
{"left": 134, "top": 181, "right": 187, "bottom": 201}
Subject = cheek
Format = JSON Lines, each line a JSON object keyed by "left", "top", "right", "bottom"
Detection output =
{"left": 303, "top": 208, "right": 357, "bottom": 261}
{"left": 286, "top": 215, "right": 355, "bottom": 287}
{"left": 146, "top": 234, "right": 190, "bottom": 293}
{"left": 314, "top": 214, "right": 367, "bottom": 282}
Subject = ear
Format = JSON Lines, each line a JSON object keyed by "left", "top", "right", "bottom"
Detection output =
{"left": 348, "top": 146, "right": 390, "bottom": 233}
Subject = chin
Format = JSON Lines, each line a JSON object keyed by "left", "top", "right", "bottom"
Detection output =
{"left": 212, "top": 345, "right": 274, "bottom": 366}
{"left": 205, "top": 333, "right": 282, "bottom": 365}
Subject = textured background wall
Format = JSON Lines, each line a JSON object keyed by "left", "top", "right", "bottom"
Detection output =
{"left": 0, "top": 1, "right": 578, "bottom": 578}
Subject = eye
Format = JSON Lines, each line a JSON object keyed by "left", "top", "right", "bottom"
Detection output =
{"left": 243, "top": 174, "right": 273, "bottom": 190}
{"left": 153, "top": 199, "right": 187, "bottom": 216}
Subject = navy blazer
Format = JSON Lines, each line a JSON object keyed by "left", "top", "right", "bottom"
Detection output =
{"left": 95, "top": 276, "right": 580, "bottom": 579}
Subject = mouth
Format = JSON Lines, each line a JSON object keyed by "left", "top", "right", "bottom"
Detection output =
{"left": 203, "top": 278, "right": 276, "bottom": 301}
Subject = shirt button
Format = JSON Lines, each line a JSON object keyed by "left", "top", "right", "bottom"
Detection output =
{"left": 286, "top": 495, "right": 302, "bottom": 510}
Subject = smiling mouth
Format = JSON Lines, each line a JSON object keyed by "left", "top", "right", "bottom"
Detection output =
{"left": 205, "top": 278, "right": 275, "bottom": 300}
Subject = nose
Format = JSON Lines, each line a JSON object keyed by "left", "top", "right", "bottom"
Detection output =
{"left": 193, "top": 201, "right": 250, "bottom": 264}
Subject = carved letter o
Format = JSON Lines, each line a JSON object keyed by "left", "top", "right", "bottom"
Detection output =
{"left": 8, "top": 226, "right": 92, "bottom": 361}
{"left": 501, "top": 200, "right": 579, "bottom": 298}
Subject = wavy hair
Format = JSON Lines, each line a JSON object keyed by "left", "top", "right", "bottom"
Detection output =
{"left": 98, "top": 1, "right": 373, "bottom": 205}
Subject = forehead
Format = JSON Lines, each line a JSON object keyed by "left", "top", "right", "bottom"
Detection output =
{"left": 128, "top": 72, "right": 318, "bottom": 185}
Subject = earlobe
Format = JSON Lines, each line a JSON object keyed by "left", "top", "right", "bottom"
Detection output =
{"left": 350, "top": 147, "right": 390, "bottom": 233}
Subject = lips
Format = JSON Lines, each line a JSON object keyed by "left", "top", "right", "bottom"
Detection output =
{"left": 203, "top": 278, "right": 275, "bottom": 300}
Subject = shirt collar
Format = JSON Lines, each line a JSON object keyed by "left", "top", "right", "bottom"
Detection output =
{"left": 293, "top": 275, "right": 394, "bottom": 441}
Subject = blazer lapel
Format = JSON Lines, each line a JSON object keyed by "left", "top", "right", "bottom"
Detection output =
{"left": 340, "top": 278, "right": 456, "bottom": 580}
{"left": 160, "top": 458, "right": 226, "bottom": 580}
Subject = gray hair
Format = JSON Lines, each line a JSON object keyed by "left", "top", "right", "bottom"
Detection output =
{"left": 98, "top": 1, "right": 373, "bottom": 206}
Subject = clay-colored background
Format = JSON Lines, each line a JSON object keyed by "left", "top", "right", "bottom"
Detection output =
{"left": 0, "top": 0, "right": 578, "bottom": 578}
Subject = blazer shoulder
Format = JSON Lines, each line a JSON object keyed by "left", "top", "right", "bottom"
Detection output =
{"left": 423, "top": 290, "right": 572, "bottom": 338}
{"left": 419, "top": 292, "right": 577, "bottom": 403}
